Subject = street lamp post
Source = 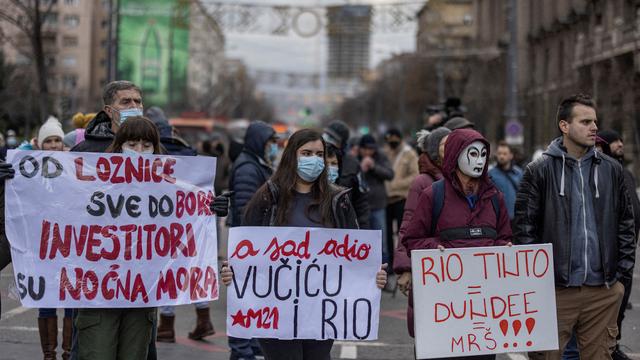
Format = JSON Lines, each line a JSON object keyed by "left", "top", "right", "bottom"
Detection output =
{"left": 504, "top": 0, "right": 523, "bottom": 145}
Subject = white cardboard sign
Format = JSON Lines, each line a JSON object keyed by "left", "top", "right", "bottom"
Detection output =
{"left": 5, "top": 150, "right": 219, "bottom": 308}
{"left": 226, "top": 226, "right": 382, "bottom": 340}
{"left": 411, "top": 244, "right": 558, "bottom": 358}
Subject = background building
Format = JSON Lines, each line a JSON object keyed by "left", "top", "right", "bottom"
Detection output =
{"left": 327, "top": 5, "right": 372, "bottom": 79}
{"left": 1, "top": 0, "right": 109, "bottom": 121}
{"left": 471, "top": 0, "right": 640, "bottom": 177}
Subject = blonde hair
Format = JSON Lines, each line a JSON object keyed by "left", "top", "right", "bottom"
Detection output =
{"left": 71, "top": 112, "right": 96, "bottom": 129}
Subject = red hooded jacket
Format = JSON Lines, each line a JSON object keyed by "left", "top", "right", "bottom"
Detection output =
{"left": 393, "top": 152, "right": 442, "bottom": 274}
{"left": 399, "top": 129, "right": 512, "bottom": 337}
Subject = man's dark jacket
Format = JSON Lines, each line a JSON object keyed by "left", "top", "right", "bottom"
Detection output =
{"left": 229, "top": 122, "right": 274, "bottom": 227}
{"left": 513, "top": 141, "right": 636, "bottom": 286}
{"left": 71, "top": 111, "right": 114, "bottom": 152}
{"left": 337, "top": 153, "right": 370, "bottom": 229}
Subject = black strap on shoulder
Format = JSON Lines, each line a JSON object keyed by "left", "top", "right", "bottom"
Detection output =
{"left": 491, "top": 193, "right": 500, "bottom": 221}
{"left": 430, "top": 179, "right": 445, "bottom": 236}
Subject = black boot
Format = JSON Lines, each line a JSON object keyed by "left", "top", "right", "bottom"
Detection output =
{"left": 612, "top": 345, "right": 633, "bottom": 360}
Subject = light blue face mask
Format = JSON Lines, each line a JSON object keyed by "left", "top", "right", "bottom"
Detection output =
{"left": 122, "top": 148, "right": 139, "bottom": 157}
{"left": 122, "top": 146, "right": 153, "bottom": 156}
{"left": 297, "top": 156, "right": 325, "bottom": 182}
{"left": 118, "top": 108, "right": 143, "bottom": 124}
{"left": 328, "top": 165, "right": 339, "bottom": 183}
{"left": 268, "top": 143, "right": 278, "bottom": 161}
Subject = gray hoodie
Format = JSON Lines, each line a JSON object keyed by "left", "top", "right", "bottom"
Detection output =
{"left": 545, "top": 138, "right": 603, "bottom": 286}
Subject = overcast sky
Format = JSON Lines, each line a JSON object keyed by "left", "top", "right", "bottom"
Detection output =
{"left": 215, "top": 0, "right": 419, "bottom": 74}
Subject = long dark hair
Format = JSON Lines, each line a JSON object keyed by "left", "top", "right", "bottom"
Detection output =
{"left": 105, "top": 116, "right": 163, "bottom": 154}
{"left": 250, "top": 128, "right": 335, "bottom": 227}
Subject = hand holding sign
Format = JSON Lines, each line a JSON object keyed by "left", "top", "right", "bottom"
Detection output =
{"left": 0, "top": 160, "right": 15, "bottom": 181}
{"left": 376, "top": 264, "right": 388, "bottom": 289}
{"left": 211, "top": 191, "right": 233, "bottom": 217}
{"left": 220, "top": 260, "right": 233, "bottom": 286}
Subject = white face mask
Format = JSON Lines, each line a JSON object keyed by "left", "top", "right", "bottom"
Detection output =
{"left": 457, "top": 141, "right": 487, "bottom": 178}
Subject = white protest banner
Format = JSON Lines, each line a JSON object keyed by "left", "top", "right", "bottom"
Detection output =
{"left": 5, "top": 150, "right": 219, "bottom": 308}
{"left": 226, "top": 226, "right": 381, "bottom": 340}
{"left": 411, "top": 244, "right": 558, "bottom": 359}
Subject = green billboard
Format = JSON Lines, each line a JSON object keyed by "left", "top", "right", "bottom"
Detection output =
{"left": 117, "top": 0, "right": 190, "bottom": 108}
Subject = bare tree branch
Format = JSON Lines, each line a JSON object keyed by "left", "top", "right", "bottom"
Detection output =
{"left": 7, "top": 0, "right": 34, "bottom": 23}
{"left": 0, "top": 10, "right": 31, "bottom": 35}
{"left": 0, "top": 29, "right": 33, "bottom": 58}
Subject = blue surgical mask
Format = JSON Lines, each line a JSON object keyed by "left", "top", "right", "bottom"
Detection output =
{"left": 122, "top": 146, "right": 153, "bottom": 155}
{"left": 297, "top": 156, "right": 325, "bottom": 182}
{"left": 328, "top": 165, "right": 339, "bottom": 183}
{"left": 118, "top": 108, "right": 143, "bottom": 124}
{"left": 268, "top": 143, "right": 278, "bottom": 161}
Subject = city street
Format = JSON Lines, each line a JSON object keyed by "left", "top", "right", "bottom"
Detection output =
{"left": 2, "top": 259, "right": 640, "bottom": 360}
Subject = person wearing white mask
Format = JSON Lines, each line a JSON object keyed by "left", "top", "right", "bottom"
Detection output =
{"left": 401, "top": 129, "right": 512, "bottom": 357}
{"left": 72, "top": 80, "right": 144, "bottom": 153}
{"left": 220, "top": 128, "right": 387, "bottom": 360}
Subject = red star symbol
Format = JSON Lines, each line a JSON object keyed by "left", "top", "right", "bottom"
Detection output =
{"left": 231, "top": 310, "right": 246, "bottom": 327}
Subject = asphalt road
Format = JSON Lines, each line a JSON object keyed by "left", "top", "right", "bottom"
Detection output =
{"left": 2, "top": 260, "right": 640, "bottom": 360}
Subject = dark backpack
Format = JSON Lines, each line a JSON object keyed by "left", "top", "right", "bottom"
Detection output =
{"left": 430, "top": 179, "right": 501, "bottom": 238}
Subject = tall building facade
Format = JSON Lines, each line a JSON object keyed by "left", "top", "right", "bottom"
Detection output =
{"left": 327, "top": 5, "right": 372, "bottom": 79}
{"left": 1, "top": 0, "right": 110, "bottom": 119}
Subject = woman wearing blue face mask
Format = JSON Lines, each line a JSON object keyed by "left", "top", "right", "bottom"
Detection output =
{"left": 105, "top": 116, "right": 163, "bottom": 155}
{"left": 220, "top": 129, "right": 387, "bottom": 360}
{"left": 75, "top": 116, "right": 163, "bottom": 360}
{"left": 326, "top": 144, "right": 340, "bottom": 184}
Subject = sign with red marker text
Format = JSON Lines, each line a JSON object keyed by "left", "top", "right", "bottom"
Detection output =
{"left": 227, "top": 227, "right": 381, "bottom": 340}
{"left": 5, "top": 150, "right": 219, "bottom": 308}
{"left": 411, "top": 244, "right": 558, "bottom": 359}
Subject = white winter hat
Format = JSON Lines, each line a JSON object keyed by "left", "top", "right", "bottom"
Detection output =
{"left": 38, "top": 116, "right": 65, "bottom": 147}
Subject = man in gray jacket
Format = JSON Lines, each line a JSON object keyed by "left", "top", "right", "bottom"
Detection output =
{"left": 514, "top": 94, "right": 635, "bottom": 360}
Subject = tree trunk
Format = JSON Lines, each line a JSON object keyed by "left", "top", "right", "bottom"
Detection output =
{"left": 32, "top": 0, "right": 49, "bottom": 123}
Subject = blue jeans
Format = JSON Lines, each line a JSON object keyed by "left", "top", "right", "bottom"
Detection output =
{"left": 160, "top": 301, "right": 209, "bottom": 316}
{"left": 228, "top": 337, "right": 262, "bottom": 360}
{"left": 369, "top": 208, "right": 388, "bottom": 264}
{"left": 562, "top": 333, "right": 579, "bottom": 360}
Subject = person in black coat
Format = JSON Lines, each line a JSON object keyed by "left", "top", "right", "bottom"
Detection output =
{"left": 227, "top": 120, "right": 277, "bottom": 360}
{"left": 229, "top": 121, "right": 277, "bottom": 228}
{"left": 323, "top": 121, "right": 370, "bottom": 228}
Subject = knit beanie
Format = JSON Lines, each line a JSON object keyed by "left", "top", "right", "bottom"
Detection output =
{"left": 324, "top": 120, "right": 351, "bottom": 150}
{"left": 359, "top": 134, "right": 377, "bottom": 149}
{"left": 426, "top": 127, "right": 451, "bottom": 162}
{"left": 416, "top": 130, "right": 430, "bottom": 152}
{"left": 38, "top": 116, "right": 65, "bottom": 147}
{"left": 598, "top": 129, "right": 622, "bottom": 145}
{"left": 444, "top": 116, "right": 474, "bottom": 130}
